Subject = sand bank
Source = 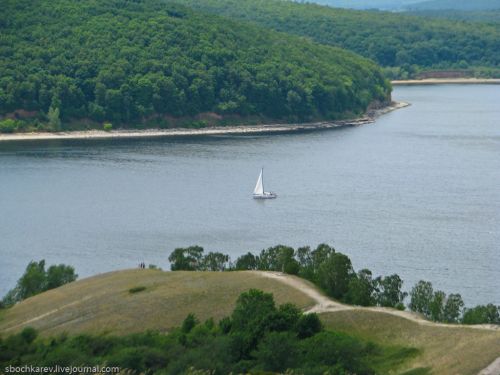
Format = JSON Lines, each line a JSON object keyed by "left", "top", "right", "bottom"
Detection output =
{"left": 392, "top": 78, "right": 500, "bottom": 85}
{"left": 0, "top": 102, "right": 408, "bottom": 142}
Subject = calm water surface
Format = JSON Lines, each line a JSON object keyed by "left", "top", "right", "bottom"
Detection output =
{"left": 1, "top": 85, "right": 499, "bottom": 305}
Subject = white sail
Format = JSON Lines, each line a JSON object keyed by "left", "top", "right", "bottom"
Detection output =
{"left": 253, "top": 168, "right": 264, "bottom": 195}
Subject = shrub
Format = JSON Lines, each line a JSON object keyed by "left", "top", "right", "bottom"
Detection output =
{"left": 182, "top": 313, "right": 199, "bottom": 333}
{"left": 0, "top": 119, "right": 18, "bottom": 133}
{"left": 20, "top": 327, "right": 38, "bottom": 344}
{"left": 296, "top": 313, "right": 323, "bottom": 339}
{"left": 129, "top": 286, "right": 147, "bottom": 294}
{"left": 462, "top": 304, "right": 500, "bottom": 325}
{"left": 47, "top": 106, "right": 61, "bottom": 131}
{"left": 253, "top": 332, "right": 299, "bottom": 372}
{"left": 103, "top": 122, "right": 113, "bottom": 131}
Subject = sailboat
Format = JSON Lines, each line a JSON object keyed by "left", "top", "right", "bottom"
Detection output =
{"left": 253, "top": 168, "right": 277, "bottom": 199}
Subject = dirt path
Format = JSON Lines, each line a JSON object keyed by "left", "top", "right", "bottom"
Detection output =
{"left": 256, "top": 271, "right": 498, "bottom": 331}
{"left": 254, "top": 271, "right": 500, "bottom": 375}
{"left": 478, "top": 358, "right": 500, "bottom": 375}
{"left": 1, "top": 294, "right": 97, "bottom": 333}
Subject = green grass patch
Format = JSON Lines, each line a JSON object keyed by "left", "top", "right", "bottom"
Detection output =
{"left": 366, "top": 345, "right": 421, "bottom": 374}
{"left": 320, "top": 310, "right": 500, "bottom": 375}
{"left": 400, "top": 367, "right": 432, "bottom": 375}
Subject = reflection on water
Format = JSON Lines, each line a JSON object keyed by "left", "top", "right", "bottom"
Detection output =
{"left": 0, "top": 85, "right": 499, "bottom": 306}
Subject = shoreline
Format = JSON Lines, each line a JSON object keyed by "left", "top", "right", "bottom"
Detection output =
{"left": 0, "top": 101, "right": 409, "bottom": 143}
{"left": 392, "top": 78, "right": 500, "bottom": 85}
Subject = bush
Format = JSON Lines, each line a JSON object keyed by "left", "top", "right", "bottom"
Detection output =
{"left": 253, "top": 332, "right": 299, "bottom": 372}
{"left": 103, "top": 122, "right": 113, "bottom": 131}
{"left": 182, "top": 313, "right": 199, "bottom": 333}
{"left": 129, "top": 286, "right": 147, "bottom": 294}
{"left": 20, "top": 327, "right": 38, "bottom": 344}
{"left": 0, "top": 119, "right": 18, "bottom": 133}
{"left": 462, "top": 304, "right": 500, "bottom": 325}
{"left": 47, "top": 106, "right": 61, "bottom": 131}
{"left": 296, "top": 313, "right": 323, "bottom": 339}
{"left": 185, "top": 120, "right": 208, "bottom": 129}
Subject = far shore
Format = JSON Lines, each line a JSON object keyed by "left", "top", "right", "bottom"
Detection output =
{"left": 392, "top": 78, "right": 500, "bottom": 85}
{"left": 0, "top": 101, "right": 409, "bottom": 143}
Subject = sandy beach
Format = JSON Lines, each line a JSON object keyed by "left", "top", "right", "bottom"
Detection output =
{"left": 0, "top": 101, "right": 409, "bottom": 143}
{"left": 392, "top": 78, "right": 500, "bottom": 85}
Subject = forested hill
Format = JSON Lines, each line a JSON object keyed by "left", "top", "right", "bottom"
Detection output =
{"left": 407, "top": 0, "right": 500, "bottom": 11}
{"left": 406, "top": 9, "right": 500, "bottom": 23}
{"left": 174, "top": 0, "right": 500, "bottom": 78}
{"left": 310, "top": 0, "right": 421, "bottom": 10}
{"left": 0, "top": 0, "right": 390, "bottom": 131}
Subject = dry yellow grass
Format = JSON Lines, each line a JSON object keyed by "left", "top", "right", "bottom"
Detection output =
{"left": 320, "top": 310, "right": 500, "bottom": 375}
{"left": 0, "top": 270, "right": 315, "bottom": 336}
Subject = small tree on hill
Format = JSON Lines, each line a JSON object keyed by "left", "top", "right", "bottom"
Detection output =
{"left": 375, "top": 274, "right": 407, "bottom": 308}
{"left": 346, "top": 269, "right": 376, "bottom": 306}
{"left": 46, "top": 264, "right": 78, "bottom": 290}
{"left": 409, "top": 280, "right": 434, "bottom": 316}
{"left": 200, "top": 252, "right": 230, "bottom": 271}
{"left": 429, "top": 290, "right": 446, "bottom": 322}
{"left": 317, "top": 252, "right": 354, "bottom": 300}
{"left": 235, "top": 252, "right": 259, "bottom": 270}
{"left": 2, "top": 260, "right": 77, "bottom": 307}
{"left": 443, "top": 294, "right": 464, "bottom": 323}
{"left": 169, "top": 246, "right": 204, "bottom": 271}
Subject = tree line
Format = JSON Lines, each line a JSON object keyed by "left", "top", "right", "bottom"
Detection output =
{"left": 0, "top": 0, "right": 390, "bottom": 132}
{"left": 3, "top": 247, "right": 498, "bottom": 326}
{"left": 0, "top": 289, "right": 416, "bottom": 374}
{"left": 168, "top": 244, "right": 500, "bottom": 325}
{"left": 175, "top": 0, "right": 500, "bottom": 79}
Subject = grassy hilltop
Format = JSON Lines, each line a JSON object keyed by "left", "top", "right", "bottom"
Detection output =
{"left": 1, "top": 270, "right": 499, "bottom": 374}
{"left": 0, "top": 270, "right": 315, "bottom": 336}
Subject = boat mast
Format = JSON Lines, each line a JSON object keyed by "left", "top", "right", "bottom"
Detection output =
{"left": 261, "top": 167, "right": 264, "bottom": 192}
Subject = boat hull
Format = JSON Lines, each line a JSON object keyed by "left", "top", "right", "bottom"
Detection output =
{"left": 253, "top": 192, "right": 277, "bottom": 199}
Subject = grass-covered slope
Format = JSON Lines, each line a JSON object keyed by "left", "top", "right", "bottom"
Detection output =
{"left": 173, "top": 0, "right": 500, "bottom": 78}
{"left": 0, "top": 0, "right": 390, "bottom": 131}
{"left": 322, "top": 311, "right": 500, "bottom": 375}
{"left": 0, "top": 270, "right": 315, "bottom": 336}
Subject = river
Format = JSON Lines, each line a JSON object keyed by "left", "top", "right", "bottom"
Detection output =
{"left": 0, "top": 84, "right": 499, "bottom": 306}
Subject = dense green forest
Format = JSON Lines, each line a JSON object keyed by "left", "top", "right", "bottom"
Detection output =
{"left": 0, "top": 0, "right": 390, "bottom": 132}
{"left": 406, "top": 9, "right": 500, "bottom": 23}
{"left": 303, "top": 0, "right": 421, "bottom": 10}
{"left": 0, "top": 290, "right": 417, "bottom": 374}
{"left": 407, "top": 0, "right": 500, "bottom": 10}
{"left": 175, "top": 0, "right": 500, "bottom": 78}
